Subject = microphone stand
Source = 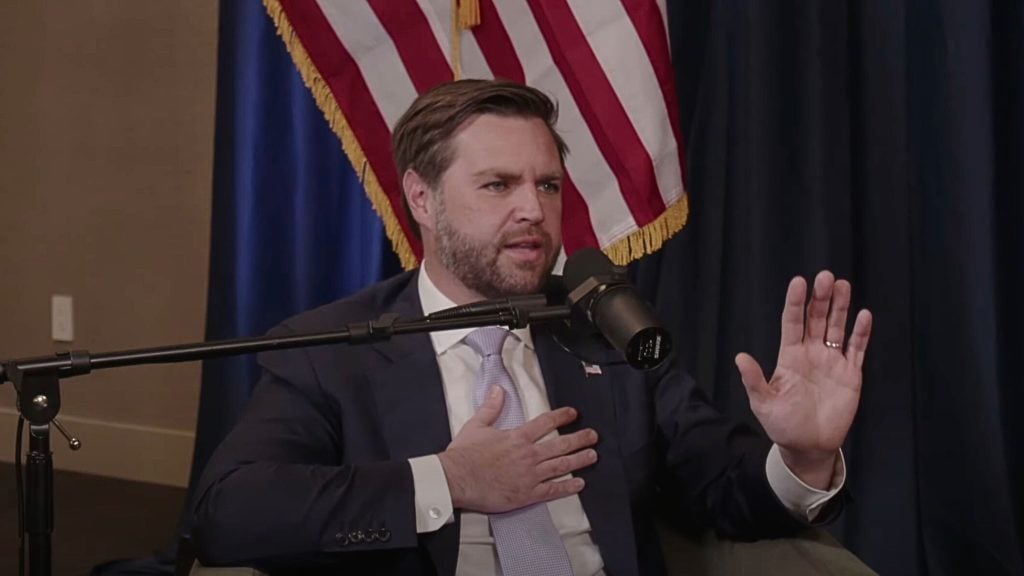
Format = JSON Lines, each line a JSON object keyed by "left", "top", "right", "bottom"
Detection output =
{"left": 1, "top": 302, "right": 570, "bottom": 576}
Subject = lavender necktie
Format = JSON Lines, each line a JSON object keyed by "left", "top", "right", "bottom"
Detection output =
{"left": 464, "top": 327, "right": 574, "bottom": 576}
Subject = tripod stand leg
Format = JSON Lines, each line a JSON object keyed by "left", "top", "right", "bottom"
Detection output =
{"left": 27, "top": 424, "right": 53, "bottom": 576}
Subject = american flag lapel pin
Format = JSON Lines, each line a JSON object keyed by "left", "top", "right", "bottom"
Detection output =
{"left": 582, "top": 362, "right": 602, "bottom": 377}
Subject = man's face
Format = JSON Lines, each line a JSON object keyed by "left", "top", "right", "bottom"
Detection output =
{"left": 430, "top": 114, "right": 563, "bottom": 299}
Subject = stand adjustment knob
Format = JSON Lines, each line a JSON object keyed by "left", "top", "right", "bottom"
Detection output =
{"left": 52, "top": 418, "right": 81, "bottom": 451}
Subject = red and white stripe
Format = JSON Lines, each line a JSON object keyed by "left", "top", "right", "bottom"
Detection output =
{"left": 277, "top": 0, "right": 684, "bottom": 259}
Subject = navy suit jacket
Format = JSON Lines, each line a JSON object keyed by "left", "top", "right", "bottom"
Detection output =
{"left": 193, "top": 270, "right": 819, "bottom": 575}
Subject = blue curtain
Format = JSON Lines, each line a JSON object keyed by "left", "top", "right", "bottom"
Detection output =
{"left": 187, "top": 0, "right": 401, "bottom": 496}
{"left": 93, "top": 1, "right": 400, "bottom": 573}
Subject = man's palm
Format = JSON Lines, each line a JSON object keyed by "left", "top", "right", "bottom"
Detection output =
{"left": 735, "top": 272, "right": 873, "bottom": 459}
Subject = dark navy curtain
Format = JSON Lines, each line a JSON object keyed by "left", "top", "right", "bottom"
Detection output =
{"left": 638, "top": 1, "right": 1024, "bottom": 575}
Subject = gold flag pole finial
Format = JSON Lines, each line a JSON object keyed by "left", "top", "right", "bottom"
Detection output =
{"left": 451, "top": 0, "right": 480, "bottom": 79}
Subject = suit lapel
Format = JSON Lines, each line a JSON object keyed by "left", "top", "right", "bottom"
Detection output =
{"left": 367, "top": 275, "right": 460, "bottom": 576}
{"left": 534, "top": 327, "right": 640, "bottom": 576}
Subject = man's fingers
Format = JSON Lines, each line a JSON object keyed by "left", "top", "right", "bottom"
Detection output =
{"left": 534, "top": 428, "right": 598, "bottom": 462}
{"left": 846, "top": 309, "right": 873, "bottom": 369}
{"left": 825, "top": 279, "right": 852, "bottom": 348}
{"left": 520, "top": 407, "right": 578, "bottom": 442}
{"left": 735, "top": 353, "right": 770, "bottom": 399}
{"left": 469, "top": 386, "right": 505, "bottom": 428}
{"left": 805, "top": 271, "right": 835, "bottom": 341}
{"left": 535, "top": 449, "right": 598, "bottom": 480}
{"left": 530, "top": 477, "right": 586, "bottom": 504}
{"left": 780, "top": 277, "right": 807, "bottom": 346}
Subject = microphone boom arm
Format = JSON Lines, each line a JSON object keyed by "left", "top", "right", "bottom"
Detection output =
{"left": 0, "top": 301, "right": 570, "bottom": 576}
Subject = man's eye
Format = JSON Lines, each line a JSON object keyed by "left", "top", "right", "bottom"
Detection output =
{"left": 539, "top": 182, "right": 562, "bottom": 194}
{"left": 484, "top": 181, "right": 507, "bottom": 192}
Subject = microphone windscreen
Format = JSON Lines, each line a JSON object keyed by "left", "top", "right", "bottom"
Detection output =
{"left": 542, "top": 274, "right": 569, "bottom": 305}
{"left": 563, "top": 247, "right": 616, "bottom": 292}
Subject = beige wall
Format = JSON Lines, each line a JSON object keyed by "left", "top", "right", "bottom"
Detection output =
{"left": 0, "top": 2, "right": 218, "bottom": 486}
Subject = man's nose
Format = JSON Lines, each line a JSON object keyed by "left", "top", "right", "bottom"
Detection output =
{"left": 512, "top": 185, "right": 546, "bottom": 223}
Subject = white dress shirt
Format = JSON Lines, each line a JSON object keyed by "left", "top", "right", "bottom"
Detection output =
{"left": 407, "top": 265, "right": 845, "bottom": 575}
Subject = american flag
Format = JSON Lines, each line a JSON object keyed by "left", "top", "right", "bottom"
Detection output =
{"left": 264, "top": 0, "right": 687, "bottom": 269}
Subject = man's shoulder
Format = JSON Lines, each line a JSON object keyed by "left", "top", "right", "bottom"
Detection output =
{"left": 274, "top": 269, "right": 420, "bottom": 335}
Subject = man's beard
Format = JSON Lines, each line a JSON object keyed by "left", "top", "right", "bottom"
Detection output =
{"left": 435, "top": 201, "right": 556, "bottom": 299}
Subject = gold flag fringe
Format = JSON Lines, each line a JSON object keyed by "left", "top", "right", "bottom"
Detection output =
{"left": 604, "top": 195, "right": 690, "bottom": 266}
{"left": 262, "top": 0, "right": 419, "bottom": 270}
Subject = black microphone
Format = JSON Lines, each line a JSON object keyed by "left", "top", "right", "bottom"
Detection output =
{"left": 563, "top": 248, "right": 672, "bottom": 370}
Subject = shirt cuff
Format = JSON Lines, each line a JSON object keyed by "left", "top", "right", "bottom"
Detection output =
{"left": 765, "top": 444, "right": 846, "bottom": 522}
{"left": 408, "top": 455, "right": 454, "bottom": 533}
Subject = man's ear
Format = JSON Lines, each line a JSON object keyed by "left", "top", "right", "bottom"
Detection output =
{"left": 403, "top": 169, "right": 436, "bottom": 233}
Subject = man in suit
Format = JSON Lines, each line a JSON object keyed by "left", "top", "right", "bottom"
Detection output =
{"left": 192, "top": 79, "right": 873, "bottom": 576}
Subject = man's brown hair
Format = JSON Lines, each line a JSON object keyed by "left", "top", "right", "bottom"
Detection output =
{"left": 391, "top": 79, "right": 568, "bottom": 235}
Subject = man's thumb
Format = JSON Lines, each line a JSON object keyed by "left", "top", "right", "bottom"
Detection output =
{"left": 472, "top": 385, "right": 505, "bottom": 427}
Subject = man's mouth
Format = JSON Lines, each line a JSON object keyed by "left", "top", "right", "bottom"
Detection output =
{"left": 505, "top": 237, "right": 543, "bottom": 249}
{"left": 503, "top": 236, "right": 546, "bottom": 261}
